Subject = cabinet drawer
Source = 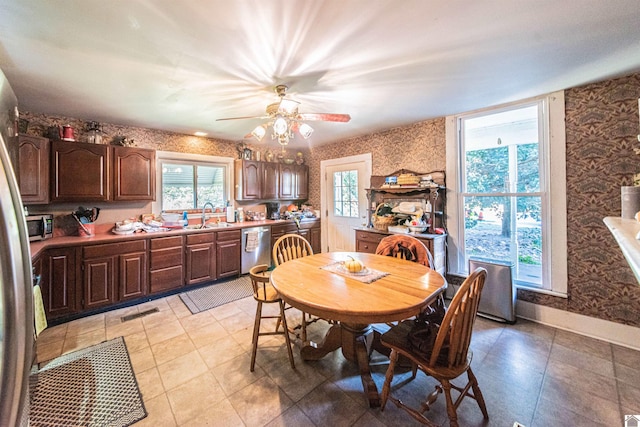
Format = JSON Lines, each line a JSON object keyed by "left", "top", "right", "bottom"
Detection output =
{"left": 186, "top": 232, "right": 215, "bottom": 245}
{"left": 150, "top": 235, "right": 183, "bottom": 250}
{"left": 217, "top": 229, "right": 240, "bottom": 241}
{"left": 355, "top": 230, "right": 385, "bottom": 244}
{"left": 150, "top": 247, "right": 183, "bottom": 269}
{"left": 149, "top": 266, "right": 183, "bottom": 293}
{"left": 298, "top": 220, "right": 319, "bottom": 230}
{"left": 271, "top": 223, "right": 297, "bottom": 235}
{"left": 84, "top": 240, "right": 146, "bottom": 258}
{"left": 356, "top": 239, "right": 378, "bottom": 254}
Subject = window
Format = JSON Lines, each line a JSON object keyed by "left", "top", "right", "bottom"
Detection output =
{"left": 333, "top": 170, "right": 359, "bottom": 217}
{"left": 446, "top": 92, "right": 567, "bottom": 296}
{"left": 154, "top": 151, "right": 233, "bottom": 213}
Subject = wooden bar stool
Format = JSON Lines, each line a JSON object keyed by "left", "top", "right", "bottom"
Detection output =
{"left": 249, "top": 264, "right": 295, "bottom": 372}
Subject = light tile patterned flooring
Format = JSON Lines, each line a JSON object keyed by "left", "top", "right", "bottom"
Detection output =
{"left": 36, "top": 292, "right": 640, "bottom": 426}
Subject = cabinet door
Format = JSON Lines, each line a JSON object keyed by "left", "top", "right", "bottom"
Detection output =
{"left": 120, "top": 251, "right": 148, "bottom": 300}
{"left": 236, "top": 160, "right": 261, "bottom": 200}
{"left": 42, "top": 247, "right": 78, "bottom": 319}
{"left": 18, "top": 135, "right": 49, "bottom": 204}
{"left": 83, "top": 256, "right": 116, "bottom": 310}
{"left": 51, "top": 140, "right": 109, "bottom": 202}
{"left": 262, "top": 162, "right": 279, "bottom": 199}
{"left": 112, "top": 146, "right": 156, "bottom": 201}
{"left": 149, "top": 236, "right": 184, "bottom": 293}
{"left": 308, "top": 226, "right": 321, "bottom": 254}
{"left": 295, "top": 165, "right": 309, "bottom": 200}
{"left": 279, "top": 164, "right": 296, "bottom": 199}
{"left": 186, "top": 242, "right": 216, "bottom": 285}
{"left": 216, "top": 230, "right": 241, "bottom": 279}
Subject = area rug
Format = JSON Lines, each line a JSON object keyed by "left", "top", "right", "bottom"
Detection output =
{"left": 180, "top": 275, "right": 254, "bottom": 314}
{"left": 29, "top": 336, "right": 146, "bottom": 427}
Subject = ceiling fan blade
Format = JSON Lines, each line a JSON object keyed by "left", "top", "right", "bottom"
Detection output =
{"left": 216, "top": 115, "right": 267, "bottom": 121}
{"left": 297, "top": 113, "right": 351, "bottom": 122}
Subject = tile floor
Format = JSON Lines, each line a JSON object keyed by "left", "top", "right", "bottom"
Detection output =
{"left": 36, "top": 291, "right": 640, "bottom": 427}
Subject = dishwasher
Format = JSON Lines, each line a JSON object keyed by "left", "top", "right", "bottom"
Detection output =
{"left": 241, "top": 226, "right": 271, "bottom": 274}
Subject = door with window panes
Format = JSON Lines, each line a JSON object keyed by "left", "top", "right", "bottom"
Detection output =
{"left": 459, "top": 102, "right": 546, "bottom": 287}
{"left": 326, "top": 163, "right": 367, "bottom": 252}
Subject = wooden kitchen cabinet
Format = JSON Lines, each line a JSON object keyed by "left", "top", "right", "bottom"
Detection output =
{"left": 279, "top": 164, "right": 308, "bottom": 200}
{"left": 216, "top": 229, "right": 241, "bottom": 279}
{"left": 235, "top": 159, "right": 262, "bottom": 200}
{"left": 51, "top": 140, "right": 109, "bottom": 202}
{"left": 355, "top": 229, "right": 447, "bottom": 276}
{"left": 271, "top": 218, "right": 321, "bottom": 254}
{"left": 149, "top": 235, "right": 184, "bottom": 293}
{"left": 111, "top": 146, "right": 156, "bottom": 201}
{"left": 82, "top": 240, "right": 147, "bottom": 310}
{"left": 235, "top": 159, "right": 308, "bottom": 201}
{"left": 18, "top": 134, "right": 50, "bottom": 204}
{"left": 41, "top": 246, "right": 79, "bottom": 320}
{"left": 185, "top": 232, "right": 216, "bottom": 285}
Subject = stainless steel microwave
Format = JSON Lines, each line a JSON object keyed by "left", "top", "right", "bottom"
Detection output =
{"left": 26, "top": 214, "right": 53, "bottom": 242}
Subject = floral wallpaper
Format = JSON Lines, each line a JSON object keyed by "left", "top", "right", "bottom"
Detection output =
{"left": 517, "top": 73, "right": 640, "bottom": 327}
{"left": 21, "top": 72, "right": 640, "bottom": 328}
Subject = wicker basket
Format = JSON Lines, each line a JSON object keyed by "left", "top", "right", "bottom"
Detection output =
{"left": 372, "top": 203, "right": 394, "bottom": 231}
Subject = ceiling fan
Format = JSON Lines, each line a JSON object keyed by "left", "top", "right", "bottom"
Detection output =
{"left": 216, "top": 85, "right": 351, "bottom": 146}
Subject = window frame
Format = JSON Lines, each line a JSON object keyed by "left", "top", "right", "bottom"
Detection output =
{"left": 152, "top": 151, "right": 234, "bottom": 215}
{"left": 446, "top": 91, "right": 567, "bottom": 297}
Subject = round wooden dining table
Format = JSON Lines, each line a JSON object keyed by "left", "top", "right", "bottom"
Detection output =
{"left": 270, "top": 251, "right": 447, "bottom": 407}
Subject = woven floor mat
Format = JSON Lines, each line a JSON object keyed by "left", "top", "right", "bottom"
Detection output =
{"left": 29, "top": 336, "right": 146, "bottom": 427}
{"left": 179, "top": 275, "right": 253, "bottom": 314}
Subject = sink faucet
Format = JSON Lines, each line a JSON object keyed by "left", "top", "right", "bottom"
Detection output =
{"left": 202, "top": 202, "right": 215, "bottom": 228}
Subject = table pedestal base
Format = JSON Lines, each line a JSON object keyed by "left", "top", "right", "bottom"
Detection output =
{"left": 300, "top": 322, "right": 381, "bottom": 407}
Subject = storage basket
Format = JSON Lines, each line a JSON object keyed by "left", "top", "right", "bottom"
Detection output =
{"left": 397, "top": 173, "right": 420, "bottom": 185}
{"left": 372, "top": 203, "right": 394, "bottom": 231}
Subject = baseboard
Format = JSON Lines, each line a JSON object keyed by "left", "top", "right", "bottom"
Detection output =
{"left": 516, "top": 300, "right": 640, "bottom": 351}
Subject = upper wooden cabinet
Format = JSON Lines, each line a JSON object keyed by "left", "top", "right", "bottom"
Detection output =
{"left": 112, "top": 146, "right": 156, "bottom": 201}
{"left": 50, "top": 140, "right": 156, "bottom": 203}
{"left": 235, "top": 159, "right": 308, "bottom": 201}
{"left": 18, "top": 134, "right": 50, "bottom": 204}
{"left": 51, "top": 140, "right": 109, "bottom": 202}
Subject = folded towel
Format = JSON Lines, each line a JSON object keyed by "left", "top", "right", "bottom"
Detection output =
{"left": 245, "top": 231, "right": 259, "bottom": 252}
{"left": 33, "top": 284, "right": 48, "bottom": 337}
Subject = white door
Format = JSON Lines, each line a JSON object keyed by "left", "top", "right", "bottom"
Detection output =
{"left": 321, "top": 154, "right": 371, "bottom": 252}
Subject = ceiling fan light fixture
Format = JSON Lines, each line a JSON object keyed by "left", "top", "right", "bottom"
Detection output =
{"left": 299, "top": 123, "right": 314, "bottom": 139}
{"left": 273, "top": 116, "right": 289, "bottom": 136}
{"left": 251, "top": 124, "right": 266, "bottom": 141}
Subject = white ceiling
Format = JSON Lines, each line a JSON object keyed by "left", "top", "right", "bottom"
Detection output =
{"left": 1, "top": 0, "right": 640, "bottom": 147}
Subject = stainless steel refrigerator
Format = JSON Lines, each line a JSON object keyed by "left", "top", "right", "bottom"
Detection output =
{"left": 0, "top": 67, "right": 34, "bottom": 426}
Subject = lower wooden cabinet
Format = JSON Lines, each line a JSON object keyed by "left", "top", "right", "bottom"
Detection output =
{"left": 149, "top": 236, "right": 184, "bottom": 293}
{"left": 185, "top": 232, "right": 216, "bottom": 285}
{"left": 355, "top": 229, "right": 447, "bottom": 276}
{"left": 216, "top": 229, "right": 241, "bottom": 279}
{"left": 271, "top": 219, "right": 321, "bottom": 254}
{"left": 82, "top": 240, "right": 148, "bottom": 310}
{"left": 41, "top": 246, "right": 79, "bottom": 320}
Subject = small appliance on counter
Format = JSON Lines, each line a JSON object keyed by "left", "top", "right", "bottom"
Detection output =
{"left": 25, "top": 214, "right": 54, "bottom": 242}
{"left": 266, "top": 202, "right": 280, "bottom": 220}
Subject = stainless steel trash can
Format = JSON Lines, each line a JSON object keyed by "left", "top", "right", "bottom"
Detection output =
{"left": 469, "top": 257, "right": 516, "bottom": 323}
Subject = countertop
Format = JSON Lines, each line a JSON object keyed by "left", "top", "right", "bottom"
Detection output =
{"left": 603, "top": 217, "right": 640, "bottom": 284}
{"left": 30, "top": 217, "right": 319, "bottom": 259}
